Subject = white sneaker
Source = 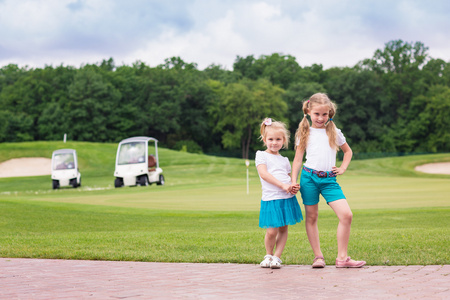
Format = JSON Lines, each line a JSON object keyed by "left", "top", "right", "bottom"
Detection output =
{"left": 260, "top": 255, "right": 272, "bottom": 268}
{"left": 270, "top": 256, "right": 282, "bottom": 269}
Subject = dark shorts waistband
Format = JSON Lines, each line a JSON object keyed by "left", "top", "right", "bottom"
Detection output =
{"left": 303, "top": 166, "right": 336, "bottom": 178}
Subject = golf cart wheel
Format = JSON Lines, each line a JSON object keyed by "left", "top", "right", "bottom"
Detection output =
{"left": 157, "top": 174, "right": 165, "bottom": 186}
{"left": 114, "top": 178, "right": 124, "bottom": 188}
{"left": 138, "top": 175, "right": 148, "bottom": 186}
{"left": 70, "top": 178, "right": 78, "bottom": 188}
{"left": 52, "top": 180, "right": 59, "bottom": 190}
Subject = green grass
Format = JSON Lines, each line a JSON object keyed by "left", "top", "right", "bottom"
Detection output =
{"left": 0, "top": 141, "right": 449, "bottom": 265}
{"left": 0, "top": 199, "right": 448, "bottom": 265}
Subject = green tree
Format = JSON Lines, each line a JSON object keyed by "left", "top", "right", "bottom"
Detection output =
{"left": 36, "top": 65, "right": 76, "bottom": 140}
{"left": 64, "top": 66, "right": 121, "bottom": 141}
{"left": 0, "top": 110, "right": 33, "bottom": 142}
{"left": 422, "top": 58, "right": 450, "bottom": 87}
{"left": 323, "top": 67, "right": 387, "bottom": 151}
{"left": 0, "top": 65, "right": 76, "bottom": 141}
{"left": 407, "top": 85, "right": 450, "bottom": 152}
{"left": 99, "top": 62, "right": 145, "bottom": 140}
{"left": 0, "top": 64, "right": 26, "bottom": 89}
{"left": 253, "top": 53, "right": 302, "bottom": 89}
{"left": 360, "top": 40, "right": 429, "bottom": 123}
{"left": 203, "top": 64, "right": 240, "bottom": 84}
{"left": 208, "top": 78, "right": 287, "bottom": 158}
{"left": 234, "top": 53, "right": 303, "bottom": 89}
{"left": 233, "top": 55, "right": 258, "bottom": 80}
{"left": 177, "top": 77, "right": 216, "bottom": 151}
{"left": 134, "top": 58, "right": 193, "bottom": 143}
{"left": 37, "top": 102, "right": 68, "bottom": 140}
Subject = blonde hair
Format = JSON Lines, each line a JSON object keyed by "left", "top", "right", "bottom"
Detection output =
{"left": 294, "top": 93, "right": 338, "bottom": 152}
{"left": 259, "top": 118, "right": 290, "bottom": 149}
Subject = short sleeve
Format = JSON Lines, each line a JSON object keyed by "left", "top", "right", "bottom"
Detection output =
{"left": 336, "top": 128, "right": 346, "bottom": 146}
{"left": 255, "top": 151, "right": 266, "bottom": 167}
{"left": 284, "top": 157, "right": 292, "bottom": 173}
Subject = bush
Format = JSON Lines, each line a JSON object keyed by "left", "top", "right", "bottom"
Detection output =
{"left": 173, "top": 140, "right": 203, "bottom": 154}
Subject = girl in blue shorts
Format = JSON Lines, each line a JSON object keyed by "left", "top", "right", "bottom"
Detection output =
{"left": 291, "top": 93, "right": 366, "bottom": 269}
{"left": 256, "top": 118, "right": 303, "bottom": 269}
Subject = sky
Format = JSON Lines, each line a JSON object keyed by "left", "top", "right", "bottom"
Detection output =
{"left": 1, "top": 0, "right": 449, "bottom": 70}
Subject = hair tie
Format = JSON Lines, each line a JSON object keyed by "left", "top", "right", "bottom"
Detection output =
{"left": 264, "top": 118, "right": 272, "bottom": 126}
{"left": 329, "top": 118, "right": 333, "bottom": 121}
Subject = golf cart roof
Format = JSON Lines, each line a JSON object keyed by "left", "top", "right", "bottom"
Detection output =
{"left": 52, "top": 149, "right": 77, "bottom": 155}
{"left": 119, "top": 136, "right": 158, "bottom": 144}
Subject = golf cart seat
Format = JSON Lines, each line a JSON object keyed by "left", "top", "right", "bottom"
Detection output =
{"left": 56, "top": 163, "right": 67, "bottom": 170}
{"left": 148, "top": 155, "right": 156, "bottom": 172}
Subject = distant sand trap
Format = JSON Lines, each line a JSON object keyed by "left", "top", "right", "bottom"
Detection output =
{"left": 414, "top": 162, "right": 450, "bottom": 175}
{"left": 0, "top": 157, "right": 52, "bottom": 178}
{"left": 0, "top": 157, "right": 448, "bottom": 178}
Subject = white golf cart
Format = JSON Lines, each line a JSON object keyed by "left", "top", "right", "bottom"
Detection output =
{"left": 51, "top": 149, "right": 81, "bottom": 189}
{"left": 113, "top": 136, "right": 164, "bottom": 188}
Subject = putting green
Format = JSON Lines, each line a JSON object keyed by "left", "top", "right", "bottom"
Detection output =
{"left": 9, "top": 174, "right": 449, "bottom": 212}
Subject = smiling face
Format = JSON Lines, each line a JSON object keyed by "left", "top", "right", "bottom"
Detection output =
{"left": 308, "top": 104, "right": 330, "bottom": 128}
{"left": 263, "top": 128, "right": 285, "bottom": 155}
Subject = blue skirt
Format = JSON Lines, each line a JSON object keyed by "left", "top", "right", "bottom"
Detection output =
{"left": 259, "top": 196, "right": 303, "bottom": 229}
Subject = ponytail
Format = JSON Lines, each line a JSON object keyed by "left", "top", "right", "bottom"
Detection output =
{"left": 294, "top": 100, "right": 310, "bottom": 151}
{"left": 259, "top": 118, "right": 272, "bottom": 141}
{"left": 325, "top": 101, "right": 339, "bottom": 151}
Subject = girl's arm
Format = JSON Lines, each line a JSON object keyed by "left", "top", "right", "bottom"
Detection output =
{"left": 291, "top": 146, "right": 305, "bottom": 185}
{"left": 332, "top": 142, "right": 352, "bottom": 175}
{"left": 257, "top": 164, "right": 292, "bottom": 194}
{"left": 288, "top": 173, "right": 299, "bottom": 194}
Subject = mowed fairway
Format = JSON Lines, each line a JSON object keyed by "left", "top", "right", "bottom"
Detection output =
{"left": 0, "top": 142, "right": 449, "bottom": 265}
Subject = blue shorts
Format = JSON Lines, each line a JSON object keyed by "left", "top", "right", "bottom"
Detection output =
{"left": 300, "top": 168, "right": 345, "bottom": 206}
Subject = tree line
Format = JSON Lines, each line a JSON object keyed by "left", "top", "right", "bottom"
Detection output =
{"left": 0, "top": 40, "right": 449, "bottom": 159}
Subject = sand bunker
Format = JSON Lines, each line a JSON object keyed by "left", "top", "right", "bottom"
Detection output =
{"left": 0, "top": 157, "right": 52, "bottom": 178}
{"left": 414, "top": 162, "right": 450, "bottom": 175}
{"left": 0, "top": 158, "right": 449, "bottom": 178}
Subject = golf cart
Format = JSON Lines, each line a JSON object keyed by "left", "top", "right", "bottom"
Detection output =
{"left": 51, "top": 149, "right": 81, "bottom": 189}
{"left": 113, "top": 136, "right": 164, "bottom": 188}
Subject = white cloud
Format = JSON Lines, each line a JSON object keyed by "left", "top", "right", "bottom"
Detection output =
{"left": 0, "top": 0, "right": 449, "bottom": 69}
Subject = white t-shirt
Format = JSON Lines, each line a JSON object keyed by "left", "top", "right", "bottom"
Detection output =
{"left": 255, "top": 150, "right": 294, "bottom": 201}
{"left": 298, "top": 127, "right": 346, "bottom": 171}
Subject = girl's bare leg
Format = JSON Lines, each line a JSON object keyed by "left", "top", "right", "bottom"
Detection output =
{"left": 273, "top": 225, "right": 288, "bottom": 258}
{"left": 264, "top": 228, "right": 278, "bottom": 255}
{"left": 328, "top": 199, "right": 353, "bottom": 260}
{"left": 304, "top": 204, "right": 324, "bottom": 258}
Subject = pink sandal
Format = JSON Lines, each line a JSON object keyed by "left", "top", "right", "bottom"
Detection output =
{"left": 312, "top": 256, "right": 326, "bottom": 268}
{"left": 335, "top": 256, "right": 366, "bottom": 268}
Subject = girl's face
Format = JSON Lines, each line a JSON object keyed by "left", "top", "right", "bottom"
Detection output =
{"left": 263, "top": 129, "right": 285, "bottom": 155}
{"left": 308, "top": 104, "right": 330, "bottom": 128}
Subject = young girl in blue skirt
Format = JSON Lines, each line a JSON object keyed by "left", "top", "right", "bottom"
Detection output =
{"left": 256, "top": 118, "right": 303, "bottom": 269}
{"left": 291, "top": 93, "right": 365, "bottom": 268}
